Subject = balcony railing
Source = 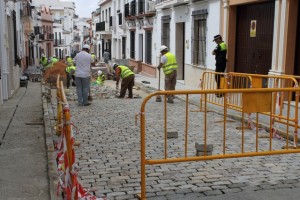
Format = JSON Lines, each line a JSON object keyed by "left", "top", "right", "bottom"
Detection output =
{"left": 125, "top": 0, "right": 155, "bottom": 19}
{"left": 54, "top": 39, "right": 65, "bottom": 46}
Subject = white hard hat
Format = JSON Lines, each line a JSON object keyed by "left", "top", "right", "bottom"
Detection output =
{"left": 160, "top": 45, "right": 168, "bottom": 52}
{"left": 113, "top": 63, "right": 118, "bottom": 70}
{"left": 83, "top": 44, "right": 90, "bottom": 50}
{"left": 97, "top": 70, "right": 102, "bottom": 75}
{"left": 53, "top": 55, "right": 56, "bottom": 57}
{"left": 41, "top": 54, "right": 45, "bottom": 57}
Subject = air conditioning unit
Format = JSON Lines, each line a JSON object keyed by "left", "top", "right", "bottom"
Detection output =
{"left": 146, "top": 1, "right": 155, "bottom": 12}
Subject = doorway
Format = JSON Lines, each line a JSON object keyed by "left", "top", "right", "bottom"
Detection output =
{"left": 235, "top": 1, "right": 275, "bottom": 75}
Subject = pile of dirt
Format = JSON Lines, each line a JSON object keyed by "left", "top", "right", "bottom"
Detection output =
{"left": 44, "top": 61, "right": 67, "bottom": 87}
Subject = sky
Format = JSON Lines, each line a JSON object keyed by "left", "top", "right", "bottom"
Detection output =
{"left": 65, "top": 0, "right": 99, "bottom": 18}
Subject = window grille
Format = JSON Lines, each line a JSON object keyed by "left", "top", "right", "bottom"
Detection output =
{"left": 191, "top": 10, "right": 208, "bottom": 66}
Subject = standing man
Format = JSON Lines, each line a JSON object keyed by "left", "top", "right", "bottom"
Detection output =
{"left": 113, "top": 63, "right": 135, "bottom": 99}
{"left": 103, "top": 49, "right": 111, "bottom": 73}
{"left": 74, "top": 44, "right": 95, "bottom": 106}
{"left": 212, "top": 34, "right": 227, "bottom": 94}
{"left": 157, "top": 45, "right": 178, "bottom": 103}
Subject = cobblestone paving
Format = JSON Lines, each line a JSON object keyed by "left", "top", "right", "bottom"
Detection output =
{"left": 65, "top": 84, "right": 300, "bottom": 200}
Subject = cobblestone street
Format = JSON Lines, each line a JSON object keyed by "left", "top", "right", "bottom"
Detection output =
{"left": 61, "top": 81, "right": 300, "bottom": 200}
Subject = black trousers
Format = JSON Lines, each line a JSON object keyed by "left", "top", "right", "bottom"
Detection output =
{"left": 66, "top": 73, "right": 76, "bottom": 88}
{"left": 215, "top": 62, "right": 226, "bottom": 89}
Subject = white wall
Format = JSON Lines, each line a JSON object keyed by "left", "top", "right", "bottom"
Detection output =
{"left": 153, "top": 0, "right": 221, "bottom": 88}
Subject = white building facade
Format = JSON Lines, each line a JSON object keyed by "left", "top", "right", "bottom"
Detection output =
{"left": 0, "top": 0, "right": 26, "bottom": 104}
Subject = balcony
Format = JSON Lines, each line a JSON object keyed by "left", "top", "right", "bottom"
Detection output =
{"left": 38, "top": 34, "right": 45, "bottom": 41}
{"left": 126, "top": 0, "right": 156, "bottom": 19}
{"left": 54, "top": 39, "right": 65, "bottom": 46}
{"left": 155, "top": 0, "right": 188, "bottom": 10}
{"left": 21, "top": 1, "right": 32, "bottom": 19}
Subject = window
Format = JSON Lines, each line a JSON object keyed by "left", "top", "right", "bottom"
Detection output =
{"left": 161, "top": 15, "right": 170, "bottom": 48}
{"left": 145, "top": 31, "right": 152, "bottom": 64}
{"left": 122, "top": 37, "right": 126, "bottom": 59}
{"left": 130, "top": 31, "right": 135, "bottom": 59}
{"left": 192, "top": 10, "right": 208, "bottom": 66}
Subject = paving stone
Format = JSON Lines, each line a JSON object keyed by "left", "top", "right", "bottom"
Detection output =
{"left": 167, "top": 131, "right": 178, "bottom": 139}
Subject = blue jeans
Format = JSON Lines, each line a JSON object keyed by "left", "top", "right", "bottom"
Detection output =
{"left": 75, "top": 77, "right": 90, "bottom": 105}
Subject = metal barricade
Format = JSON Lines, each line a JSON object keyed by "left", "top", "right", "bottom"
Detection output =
{"left": 137, "top": 87, "right": 300, "bottom": 200}
{"left": 200, "top": 72, "right": 299, "bottom": 147}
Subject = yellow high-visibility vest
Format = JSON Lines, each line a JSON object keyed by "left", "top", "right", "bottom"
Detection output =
{"left": 163, "top": 52, "right": 178, "bottom": 75}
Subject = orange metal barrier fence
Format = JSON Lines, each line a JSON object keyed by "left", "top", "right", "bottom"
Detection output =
{"left": 199, "top": 72, "right": 299, "bottom": 147}
{"left": 137, "top": 87, "right": 300, "bottom": 200}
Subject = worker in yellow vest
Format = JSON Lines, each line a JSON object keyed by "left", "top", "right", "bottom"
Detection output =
{"left": 96, "top": 70, "right": 105, "bottom": 86}
{"left": 39, "top": 54, "right": 49, "bottom": 71}
{"left": 65, "top": 64, "right": 76, "bottom": 89}
{"left": 113, "top": 63, "right": 135, "bottom": 99}
{"left": 51, "top": 55, "right": 59, "bottom": 66}
{"left": 90, "top": 52, "right": 97, "bottom": 62}
{"left": 66, "top": 55, "right": 74, "bottom": 66}
{"left": 157, "top": 45, "right": 178, "bottom": 103}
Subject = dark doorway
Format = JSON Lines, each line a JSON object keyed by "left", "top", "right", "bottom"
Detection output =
{"left": 294, "top": 1, "right": 300, "bottom": 77}
{"left": 235, "top": 1, "right": 275, "bottom": 75}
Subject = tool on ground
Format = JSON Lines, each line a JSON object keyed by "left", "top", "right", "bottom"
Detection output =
{"left": 156, "top": 68, "right": 162, "bottom": 102}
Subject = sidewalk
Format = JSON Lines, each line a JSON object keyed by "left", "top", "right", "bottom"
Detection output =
{"left": 0, "top": 82, "right": 50, "bottom": 200}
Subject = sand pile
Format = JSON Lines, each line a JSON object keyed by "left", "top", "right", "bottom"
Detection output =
{"left": 44, "top": 61, "right": 67, "bottom": 86}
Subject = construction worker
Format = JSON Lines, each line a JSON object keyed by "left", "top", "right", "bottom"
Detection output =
{"left": 212, "top": 34, "right": 227, "bottom": 97}
{"left": 51, "top": 55, "right": 59, "bottom": 65}
{"left": 113, "top": 63, "right": 135, "bottom": 99}
{"left": 65, "top": 63, "right": 76, "bottom": 89}
{"left": 96, "top": 70, "right": 105, "bottom": 86}
{"left": 66, "top": 55, "right": 74, "bottom": 66}
{"left": 91, "top": 52, "right": 97, "bottom": 62}
{"left": 39, "top": 54, "right": 49, "bottom": 71}
{"left": 103, "top": 49, "right": 111, "bottom": 73}
{"left": 157, "top": 45, "right": 178, "bottom": 103}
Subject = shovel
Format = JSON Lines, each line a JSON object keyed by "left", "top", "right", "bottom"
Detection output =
{"left": 156, "top": 68, "right": 162, "bottom": 102}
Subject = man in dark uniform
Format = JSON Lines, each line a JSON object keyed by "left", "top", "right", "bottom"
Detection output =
{"left": 212, "top": 34, "right": 227, "bottom": 96}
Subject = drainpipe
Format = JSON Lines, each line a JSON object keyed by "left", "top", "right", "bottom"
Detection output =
{"left": 222, "top": 0, "right": 229, "bottom": 42}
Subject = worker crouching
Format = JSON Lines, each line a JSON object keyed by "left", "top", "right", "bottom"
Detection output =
{"left": 66, "top": 64, "right": 76, "bottom": 89}
{"left": 96, "top": 70, "right": 105, "bottom": 86}
{"left": 113, "top": 63, "right": 135, "bottom": 99}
